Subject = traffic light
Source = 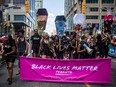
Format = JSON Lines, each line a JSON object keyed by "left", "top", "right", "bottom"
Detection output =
{"left": 8, "top": 21, "right": 10, "bottom": 27}
{"left": 82, "top": 2, "right": 86, "bottom": 14}
{"left": 25, "top": 0, "right": 30, "bottom": 13}
{"left": 0, "top": 0, "right": 4, "bottom": 4}
{"left": 90, "top": 22, "right": 92, "bottom": 28}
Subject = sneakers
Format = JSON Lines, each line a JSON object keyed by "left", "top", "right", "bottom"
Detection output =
{"left": 8, "top": 80, "right": 12, "bottom": 85}
{"left": 7, "top": 78, "right": 12, "bottom": 85}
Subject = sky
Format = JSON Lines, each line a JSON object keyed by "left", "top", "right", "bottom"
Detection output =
{"left": 43, "top": 0, "right": 64, "bottom": 35}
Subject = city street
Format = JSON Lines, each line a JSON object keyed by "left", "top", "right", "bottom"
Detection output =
{"left": 0, "top": 58, "right": 116, "bottom": 87}
{"left": 0, "top": 0, "right": 116, "bottom": 87}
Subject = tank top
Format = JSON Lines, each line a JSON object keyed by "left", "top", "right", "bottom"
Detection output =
{"left": 18, "top": 37, "right": 26, "bottom": 53}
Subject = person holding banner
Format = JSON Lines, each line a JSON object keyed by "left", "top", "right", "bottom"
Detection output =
{"left": 89, "top": 36, "right": 96, "bottom": 58}
{"left": 40, "top": 32, "right": 54, "bottom": 58}
{"left": 67, "top": 33, "right": 77, "bottom": 59}
{"left": 77, "top": 36, "right": 88, "bottom": 59}
{"left": 30, "top": 29, "right": 41, "bottom": 57}
{"left": 61, "top": 36, "right": 71, "bottom": 59}
{"left": 53, "top": 35, "right": 61, "bottom": 59}
{"left": 102, "top": 34, "right": 111, "bottom": 58}
{"left": 96, "top": 34, "right": 103, "bottom": 58}
{"left": 53, "top": 35, "right": 66, "bottom": 59}
{"left": 2, "top": 35, "right": 16, "bottom": 85}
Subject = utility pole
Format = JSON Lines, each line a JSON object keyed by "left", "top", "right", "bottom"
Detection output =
{"left": 99, "top": 0, "right": 102, "bottom": 30}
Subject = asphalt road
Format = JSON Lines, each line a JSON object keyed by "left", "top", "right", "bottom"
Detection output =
{"left": 0, "top": 58, "right": 116, "bottom": 87}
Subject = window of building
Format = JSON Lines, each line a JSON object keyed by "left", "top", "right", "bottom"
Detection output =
{"left": 90, "top": 8, "right": 98, "bottom": 11}
{"left": 102, "top": 16, "right": 104, "bottom": 19}
{"left": 102, "top": 7, "right": 114, "bottom": 12}
{"left": 13, "top": 7, "right": 21, "bottom": 9}
{"left": 5, "top": 0, "right": 11, "bottom": 4}
{"left": 86, "top": 0, "right": 98, "bottom": 3}
{"left": 86, "top": 16, "right": 98, "bottom": 19}
{"left": 13, "top": 0, "right": 25, "bottom": 4}
{"left": 14, "top": 15, "right": 26, "bottom": 21}
{"left": 102, "top": 0, "right": 114, "bottom": 4}
{"left": 102, "top": 9, "right": 107, "bottom": 12}
{"left": 8, "top": 15, "right": 10, "bottom": 21}
{"left": 30, "top": 0, "right": 35, "bottom": 19}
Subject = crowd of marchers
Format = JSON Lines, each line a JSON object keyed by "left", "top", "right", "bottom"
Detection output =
{"left": 0, "top": 26, "right": 116, "bottom": 85}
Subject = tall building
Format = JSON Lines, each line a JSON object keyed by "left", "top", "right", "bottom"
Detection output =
{"left": 64, "top": 0, "right": 76, "bottom": 32}
{"left": 30, "top": 0, "right": 36, "bottom": 20}
{"left": 35, "top": 0, "right": 43, "bottom": 10}
{"left": 64, "top": 0, "right": 116, "bottom": 32}
{"left": 3, "top": 0, "right": 35, "bottom": 37}
{"left": 35, "top": 0, "right": 43, "bottom": 24}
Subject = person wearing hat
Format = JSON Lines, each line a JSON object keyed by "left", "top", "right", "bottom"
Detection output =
{"left": 30, "top": 29, "right": 41, "bottom": 57}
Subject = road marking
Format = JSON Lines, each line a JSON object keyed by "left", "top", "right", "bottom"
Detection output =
{"left": 85, "top": 83, "right": 91, "bottom": 87}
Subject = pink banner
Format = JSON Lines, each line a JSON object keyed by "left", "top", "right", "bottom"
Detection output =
{"left": 20, "top": 57, "right": 111, "bottom": 84}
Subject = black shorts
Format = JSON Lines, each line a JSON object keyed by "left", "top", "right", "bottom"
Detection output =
{"left": 4, "top": 55, "right": 16, "bottom": 63}
{"left": 40, "top": 49, "right": 53, "bottom": 57}
{"left": 32, "top": 45, "right": 40, "bottom": 54}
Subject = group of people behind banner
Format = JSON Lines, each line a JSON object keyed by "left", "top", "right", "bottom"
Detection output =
{"left": 30, "top": 28, "right": 116, "bottom": 60}
{"left": 0, "top": 27, "right": 116, "bottom": 85}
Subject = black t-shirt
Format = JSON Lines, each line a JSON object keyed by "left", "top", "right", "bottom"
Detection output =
{"left": 31, "top": 35, "right": 41, "bottom": 45}
{"left": 3, "top": 40, "right": 16, "bottom": 55}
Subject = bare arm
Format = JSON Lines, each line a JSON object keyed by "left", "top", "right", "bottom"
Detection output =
{"left": 92, "top": 27, "right": 96, "bottom": 37}
{"left": 16, "top": 38, "right": 19, "bottom": 52}
{"left": 25, "top": 39, "right": 28, "bottom": 54}
{"left": 71, "top": 44, "right": 77, "bottom": 49}
{"left": 39, "top": 38, "right": 43, "bottom": 53}
{"left": 77, "top": 44, "right": 86, "bottom": 53}
{"left": 30, "top": 40, "right": 32, "bottom": 53}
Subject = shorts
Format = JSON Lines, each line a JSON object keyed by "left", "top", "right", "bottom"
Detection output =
{"left": 32, "top": 45, "right": 40, "bottom": 54}
{"left": 40, "top": 49, "right": 53, "bottom": 57}
{"left": 5, "top": 55, "right": 16, "bottom": 63}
